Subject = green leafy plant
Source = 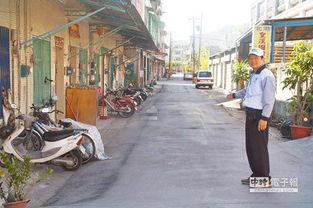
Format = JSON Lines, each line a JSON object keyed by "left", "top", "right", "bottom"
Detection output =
{"left": 0, "top": 153, "right": 53, "bottom": 203}
{"left": 282, "top": 41, "right": 313, "bottom": 126}
{"left": 198, "top": 47, "right": 209, "bottom": 70}
{"left": 232, "top": 60, "right": 251, "bottom": 90}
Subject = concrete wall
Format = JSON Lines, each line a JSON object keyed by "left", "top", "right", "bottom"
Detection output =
{"left": 0, "top": 0, "right": 77, "bottom": 114}
{"left": 209, "top": 51, "right": 237, "bottom": 91}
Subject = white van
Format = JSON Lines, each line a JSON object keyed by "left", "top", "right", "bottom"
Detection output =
{"left": 195, "top": 70, "right": 214, "bottom": 89}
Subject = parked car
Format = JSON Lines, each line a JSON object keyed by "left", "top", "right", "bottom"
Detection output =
{"left": 195, "top": 70, "right": 214, "bottom": 89}
{"left": 183, "top": 72, "right": 193, "bottom": 80}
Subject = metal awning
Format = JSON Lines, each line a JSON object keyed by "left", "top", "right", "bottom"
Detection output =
{"left": 265, "top": 17, "right": 313, "bottom": 41}
{"left": 78, "top": 0, "right": 158, "bottom": 51}
{"left": 20, "top": 0, "right": 158, "bottom": 52}
{"left": 155, "top": 57, "right": 165, "bottom": 64}
{"left": 265, "top": 17, "right": 313, "bottom": 62}
{"left": 236, "top": 17, "right": 313, "bottom": 62}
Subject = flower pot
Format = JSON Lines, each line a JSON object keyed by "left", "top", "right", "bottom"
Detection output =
{"left": 291, "top": 125, "right": 312, "bottom": 139}
{"left": 2, "top": 200, "right": 28, "bottom": 208}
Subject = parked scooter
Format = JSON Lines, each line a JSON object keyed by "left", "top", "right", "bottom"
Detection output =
{"left": 119, "top": 84, "right": 144, "bottom": 106}
{"left": 127, "top": 84, "right": 149, "bottom": 101}
{"left": 101, "top": 87, "right": 136, "bottom": 118}
{"left": 28, "top": 104, "right": 96, "bottom": 164}
{"left": 0, "top": 89, "right": 84, "bottom": 171}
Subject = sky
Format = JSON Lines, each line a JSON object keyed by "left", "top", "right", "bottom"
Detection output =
{"left": 162, "top": 0, "right": 256, "bottom": 41}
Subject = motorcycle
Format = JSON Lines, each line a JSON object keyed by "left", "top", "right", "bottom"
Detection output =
{"left": 127, "top": 84, "right": 149, "bottom": 101}
{"left": 145, "top": 85, "right": 154, "bottom": 94}
{"left": 0, "top": 89, "right": 84, "bottom": 171}
{"left": 119, "top": 84, "right": 144, "bottom": 106}
{"left": 27, "top": 104, "right": 96, "bottom": 165}
{"left": 101, "top": 88, "right": 136, "bottom": 118}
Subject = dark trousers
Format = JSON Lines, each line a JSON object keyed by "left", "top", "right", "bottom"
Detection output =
{"left": 245, "top": 107, "right": 270, "bottom": 177}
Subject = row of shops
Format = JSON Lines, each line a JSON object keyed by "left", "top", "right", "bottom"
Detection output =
{"left": 0, "top": 0, "right": 167, "bottom": 124}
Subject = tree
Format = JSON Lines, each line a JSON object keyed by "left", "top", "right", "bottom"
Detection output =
{"left": 0, "top": 153, "right": 53, "bottom": 203}
{"left": 182, "top": 57, "right": 193, "bottom": 72}
{"left": 199, "top": 47, "right": 209, "bottom": 70}
{"left": 282, "top": 41, "right": 313, "bottom": 126}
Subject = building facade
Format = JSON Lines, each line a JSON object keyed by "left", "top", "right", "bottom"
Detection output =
{"left": 0, "top": 0, "right": 167, "bottom": 123}
{"left": 251, "top": 0, "right": 313, "bottom": 24}
{"left": 210, "top": 2, "right": 313, "bottom": 120}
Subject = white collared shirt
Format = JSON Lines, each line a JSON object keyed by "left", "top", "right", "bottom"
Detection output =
{"left": 234, "top": 65, "right": 276, "bottom": 120}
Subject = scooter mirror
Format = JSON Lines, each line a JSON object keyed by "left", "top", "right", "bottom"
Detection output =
{"left": 51, "top": 95, "right": 58, "bottom": 103}
{"left": 41, "top": 108, "right": 50, "bottom": 113}
{"left": 11, "top": 104, "right": 17, "bottom": 109}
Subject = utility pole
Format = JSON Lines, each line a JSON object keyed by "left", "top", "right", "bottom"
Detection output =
{"left": 192, "top": 16, "right": 196, "bottom": 73}
{"left": 168, "top": 32, "right": 172, "bottom": 78}
{"left": 198, "top": 13, "right": 203, "bottom": 70}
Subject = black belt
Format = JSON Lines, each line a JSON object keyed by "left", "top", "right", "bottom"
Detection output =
{"left": 245, "top": 107, "right": 262, "bottom": 121}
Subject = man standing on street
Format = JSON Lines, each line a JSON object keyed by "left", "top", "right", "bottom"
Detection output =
{"left": 226, "top": 47, "right": 276, "bottom": 186}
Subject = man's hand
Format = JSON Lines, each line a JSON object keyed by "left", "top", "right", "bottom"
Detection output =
{"left": 226, "top": 93, "right": 233, "bottom": 100}
{"left": 258, "top": 119, "right": 268, "bottom": 131}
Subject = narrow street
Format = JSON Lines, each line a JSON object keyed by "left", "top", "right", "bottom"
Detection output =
{"left": 1, "top": 1, "right": 313, "bottom": 207}
{"left": 36, "top": 74, "right": 313, "bottom": 208}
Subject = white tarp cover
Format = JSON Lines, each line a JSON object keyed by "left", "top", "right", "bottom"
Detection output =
{"left": 61, "top": 118, "right": 110, "bottom": 160}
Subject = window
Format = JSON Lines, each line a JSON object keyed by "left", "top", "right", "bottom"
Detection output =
{"left": 267, "top": 0, "right": 274, "bottom": 16}
{"left": 175, "top": 51, "right": 181, "bottom": 55}
{"left": 199, "top": 71, "right": 212, "bottom": 78}
{"left": 277, "top": 0, "right": 285, "bottom": 7}
{"left": 251, "top": 6, "right": 257, "bottom": 23}
{"left": 258, "top": 1, "right": 265, "bottom": 19}
{"left": 276, "top": 0, "right": 285, "bottom": 13}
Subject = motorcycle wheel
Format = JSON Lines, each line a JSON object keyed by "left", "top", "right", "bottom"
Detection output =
{"left": 141, "top": 93, "right": 147, "bottom": 101}
{"left": 118, "top": 103, "right": 136, "bottom": 118}
{"left": 134, "top": 97, "right": 142, "bottom": 106}
{"left": 62, "top": 149, "right": 82, "bottom": 171}
{"left": 80, "top": 133, "right": 96, "bottom": 164}
{"left": 22, "top": 129, "right": 43, "bottom": 151}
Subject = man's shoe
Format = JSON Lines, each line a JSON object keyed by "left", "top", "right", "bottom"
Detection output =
{"left": 241, "top": 178, "right": 250, "bottom": 185}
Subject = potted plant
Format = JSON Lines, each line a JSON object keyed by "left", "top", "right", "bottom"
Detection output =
{"left": 282, "top": 41, "right": 313, "bottom": 139}
{"left": 0, "top": 153, "right": 53, "bottom": 208}
{"left": 232, "top": 60, "right": 251, "bottom": 90}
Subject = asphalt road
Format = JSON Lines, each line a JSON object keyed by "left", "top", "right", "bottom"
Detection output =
{"left": 38, "top": 74, "right": 313, "bottom": 208}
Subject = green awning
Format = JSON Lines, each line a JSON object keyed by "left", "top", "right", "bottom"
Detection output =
{"left": 80, "top": 0, "right": 158, "bottom": 51}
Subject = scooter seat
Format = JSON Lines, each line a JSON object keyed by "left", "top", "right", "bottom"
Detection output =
{"left": 43, "top": 129, "right": 75, "bottom": 142}
{"left": 59, "top": 120, "right": 72, "bottom": 128}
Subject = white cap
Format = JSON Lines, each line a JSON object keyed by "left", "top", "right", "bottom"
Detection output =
{"left": 249, "top": 47, "right": 264, "bottom": 57}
